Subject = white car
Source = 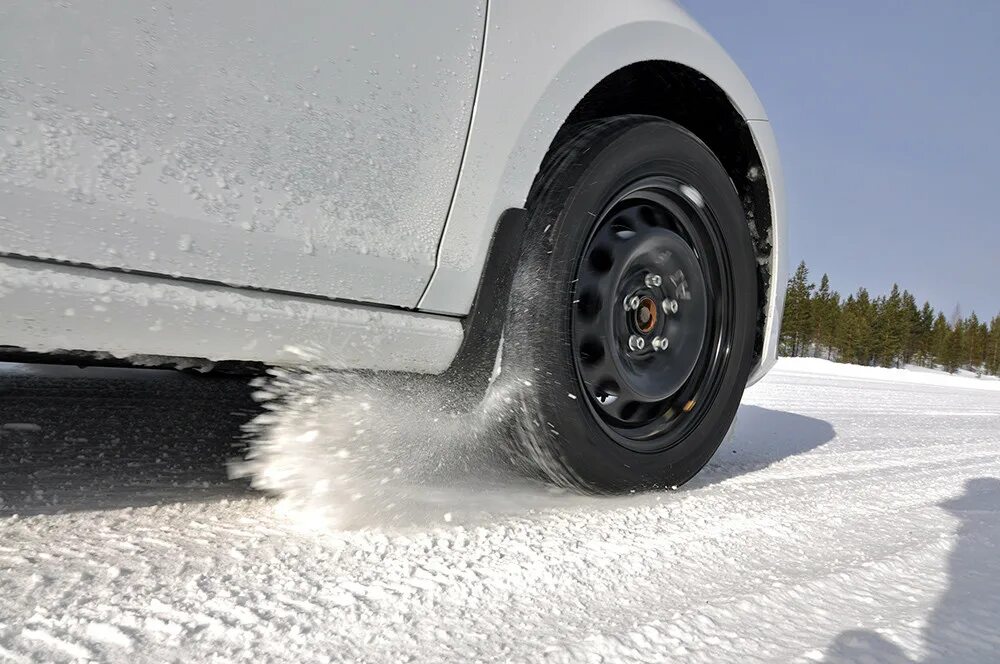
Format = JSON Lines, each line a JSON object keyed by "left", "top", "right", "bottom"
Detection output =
{"left": 0, "top": 1, "right": 786, "bottom": 490}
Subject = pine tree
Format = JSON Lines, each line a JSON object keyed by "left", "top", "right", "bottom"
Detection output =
{"left": 874, "top": 284, "right": 905, "bottom": 367}
{"left": 776, "top": 260, "right": 999, "bottom": 375}
{"left": 836, "top": 290, "right": 874, "bottom": 365}
{"left": 931, "top": 313, "right": 951, "bottom": 370}
{"left": 871, "top": 294, "right": 888, "bottom": 365}
{"left": 900, "top": 290, "right": 919, "bottom": 365}
{"left": 834, "top": 295, "right": 855, "bottom": 363}
{"left": 854, "top": 288, "right": 876, "bottom": 365}
{"left": 987, "top": 315, "right": 1000, "bottom": 376}
{"left": 811, "top": 274, "right": 840, "bottom": 359}
{"left": 780, "top": 261, "right": 815, "bottom": 356}
{"left": 942, "top": 318, "right": 964, "bottom": 373}
{"left": 916, "top": 301, "right": 936, "bottom": 366}
{"left": 962, "top": 313, "right": 988, "bottom": 372}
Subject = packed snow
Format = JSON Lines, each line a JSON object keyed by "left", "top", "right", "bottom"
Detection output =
{"left": 1, "top": 358, "right": 999, "bottom": 662}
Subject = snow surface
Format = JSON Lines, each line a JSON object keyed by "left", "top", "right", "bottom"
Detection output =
{"left": 2, "top": 358, "right": 999, "bottom": 662}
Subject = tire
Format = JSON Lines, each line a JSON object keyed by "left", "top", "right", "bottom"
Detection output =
{"left": 502, "top": 115, "right": 758, "bottom": 492}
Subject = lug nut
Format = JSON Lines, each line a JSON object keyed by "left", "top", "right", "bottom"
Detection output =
{"left": 662, "top": 298, "right": 679, "bottom": 314}
{"left": 628, "top": 334, "right": 645, "bottom": 351}
{"left": 644, "top": 273, "right": 662, "bottom": 288}
{"left": 624, "top": 295, "right": 641, "bottom": 311}
{"left": 652, "top": 336, "right": 669, "bottom": 351}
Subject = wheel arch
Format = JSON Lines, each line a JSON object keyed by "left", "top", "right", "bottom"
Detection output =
{"left": 419, "top": 7, "right": 785, "bottom": 379}
{"left": 554, "top": 61, "right": 777, "bottom": 369}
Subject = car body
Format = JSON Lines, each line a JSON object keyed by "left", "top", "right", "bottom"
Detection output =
{"left": 0, "top": 0, "right": 785, "bottom": 384}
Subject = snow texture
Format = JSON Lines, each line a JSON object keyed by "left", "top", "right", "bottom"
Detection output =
{"left": 1, "top": 358, "right": 999, "bottom": 662}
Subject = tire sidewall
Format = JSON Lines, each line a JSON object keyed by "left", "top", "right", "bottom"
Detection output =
{"left": 508, "top": 118, "right": 757, "bottom": 491}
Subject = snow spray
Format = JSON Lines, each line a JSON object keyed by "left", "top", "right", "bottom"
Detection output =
{"left": 232, "top": 347, "right": 586, "bottom": 529}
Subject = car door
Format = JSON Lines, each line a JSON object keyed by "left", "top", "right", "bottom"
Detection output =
{"left": 0, "top": 2, "right": 484, "bottom": 308}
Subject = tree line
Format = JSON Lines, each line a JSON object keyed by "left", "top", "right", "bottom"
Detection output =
{"left": 780, "top": 261, "right": 1000, "bottom": 376}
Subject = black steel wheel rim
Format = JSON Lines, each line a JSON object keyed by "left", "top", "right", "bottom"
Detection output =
{"left": 570, "top": 176, "right": 736, "bottom": 453}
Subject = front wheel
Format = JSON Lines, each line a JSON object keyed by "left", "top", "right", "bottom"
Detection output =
{"left": 502, "top": 115, "right": 758, "bottom": 492}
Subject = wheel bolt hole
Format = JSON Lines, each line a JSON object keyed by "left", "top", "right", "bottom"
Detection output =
{"left": 588, "top": 246, "right": 613, "bottom": 273}
{"left": 611, "top": 219, "right": 636, "bottom": 240}
{"left": 594, "top": 380, "right": 619, "bottom": 405}
{"left": 638, "top": 205, "right": 658, "bottom": 226}
{"left": 619, "top": 401, "right": 640, "bottom": 421}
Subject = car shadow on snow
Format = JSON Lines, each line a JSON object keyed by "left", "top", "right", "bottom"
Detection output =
{"left": 824, "top": 477, "right": 1000, "bottom": 663}
{"left": 691, "top": 404, "right": 837, "bottom": 488}
{"left": 0, "top": 363, "right": 261, "bottom": 516}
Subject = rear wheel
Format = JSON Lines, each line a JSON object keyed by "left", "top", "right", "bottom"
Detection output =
{"left": 503, "top": 115, "right": 758, "bottom": 491}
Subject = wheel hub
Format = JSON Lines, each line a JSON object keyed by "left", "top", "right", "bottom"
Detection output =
{"left": 633, "top": 296, "right": 657, "bottom": 333}
{"left": 571, "top": 184, "right": 713, "bottom": 436}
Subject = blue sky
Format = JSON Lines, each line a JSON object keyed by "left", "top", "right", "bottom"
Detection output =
{"left": 690, "top": 1, "right": 1000, "bottom": 318}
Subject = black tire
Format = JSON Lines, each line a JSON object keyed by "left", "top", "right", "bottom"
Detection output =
{"left": 502, "top": 115, "right": 757, "bottom": 492}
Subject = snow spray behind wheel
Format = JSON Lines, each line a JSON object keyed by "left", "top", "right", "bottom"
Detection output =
{"left": 233, "top": 347, "right": 585, "bottom": 529}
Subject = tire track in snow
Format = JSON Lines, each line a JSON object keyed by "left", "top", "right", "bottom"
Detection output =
{"left": 2, "top": 358, "right": 1000, "bottom": 662}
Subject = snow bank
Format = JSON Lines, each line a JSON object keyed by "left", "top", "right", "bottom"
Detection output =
{"left": 773, "top": 357, "right": 1000, "bottom": 392}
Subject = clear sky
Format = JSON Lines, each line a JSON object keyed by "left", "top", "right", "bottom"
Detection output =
{"left": 689, "top": 1, "right": 1000, "bottom": 319}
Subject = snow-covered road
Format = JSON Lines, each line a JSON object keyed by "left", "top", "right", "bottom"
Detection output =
{"left": 1, "top": 359, "right": 999, "bottom": 663}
